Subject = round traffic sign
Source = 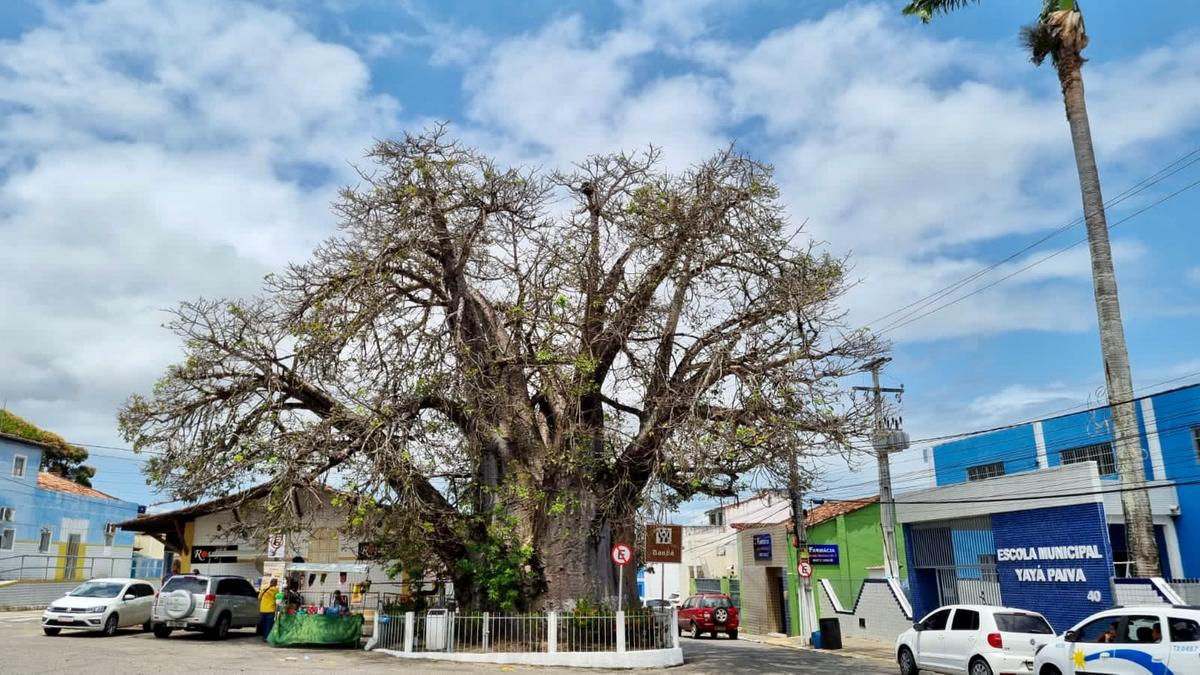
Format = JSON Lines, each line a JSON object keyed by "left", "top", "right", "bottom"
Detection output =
{"left": 611, "top": 543, "right": 633, "bottom": 566}
{"left": 797, "top": 561, "right": 813, "bottom": 578}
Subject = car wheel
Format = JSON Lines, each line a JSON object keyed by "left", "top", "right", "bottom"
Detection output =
{"left": 728, "top": 630, "right": 738, "bottom": 640}
{"left": 898, "top": 646, "right": 919, "bottom": 675}
{"left": 152, "top": 624, "right": 173, "bottom": 639}
{"left": 969, "top": 657, "right": 994, "bottom": 675}
{"left": 690, "top": 622, "right": 702, "bottom": 639}
{"left": 43, "top": 627, "right": 61, "bottom": 636}
{"left": 1039, "top": 667, "right": 1062, "bottom": 675}
{"left": 208, "top": 613, "right": 230, "bottom": 640}
{"left": 103, "top": 614, "right": 119, "bottom": 637}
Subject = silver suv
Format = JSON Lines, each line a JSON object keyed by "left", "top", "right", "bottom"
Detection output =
{"left": 151, "top": 574, "right": 260, "bottom": 639}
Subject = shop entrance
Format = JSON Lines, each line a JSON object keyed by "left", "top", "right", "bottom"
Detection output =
{"left": 909, "top": 516, "right": 1001, "bottom": 608}
{"left": 764, "top": 567, "right": 790, "bottom": 634}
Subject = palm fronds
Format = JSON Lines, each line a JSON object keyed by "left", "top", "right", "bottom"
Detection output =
{"left": 901, "top": 0, "right": 982, "bottom": 24}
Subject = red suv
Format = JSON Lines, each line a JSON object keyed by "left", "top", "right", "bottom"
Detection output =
{"left": 677, "top": 593, "right": 739, "bottom": 639}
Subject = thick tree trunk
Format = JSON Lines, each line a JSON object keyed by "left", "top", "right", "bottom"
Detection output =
{"left": 529, "top": 487, "right": 640, "bottom": 609}
{"left": 1058, "top": 54, "right": 1160, "bottom": 576}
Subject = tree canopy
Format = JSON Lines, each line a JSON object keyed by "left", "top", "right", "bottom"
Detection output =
{"left": 120, "top": 128, "right": 885, "bottom": 608}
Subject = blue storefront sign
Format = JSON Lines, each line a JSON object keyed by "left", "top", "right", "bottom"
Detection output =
{"left": 753, "top": 533, "right": 772, "bottom": 560}
{"left": 808, "top": 544, "right": 839, "bottom": 565}
{"left": 991, "top": 502, "right": 1114, "bottom": 632}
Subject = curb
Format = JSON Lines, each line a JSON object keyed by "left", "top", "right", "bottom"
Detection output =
{"left": 739, "top": 633, "right": 895, "bottom": 666}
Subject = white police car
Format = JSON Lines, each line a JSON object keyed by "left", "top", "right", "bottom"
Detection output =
{"left": 1033, "top": 606, "right": 1200, "bottom": 674}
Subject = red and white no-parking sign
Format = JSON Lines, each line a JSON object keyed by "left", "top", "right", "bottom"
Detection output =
{"left": 797, "top": 561, "right": 813, "bottom": 578}
{"left": 611, "top": 543, "right": 633, "bottom": 566}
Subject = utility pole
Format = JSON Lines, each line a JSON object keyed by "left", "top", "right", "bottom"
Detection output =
{"left": 853, "top": 357, "right": 908, "bottom": 580}
{"left": 788, "top": 448, "right": 818, "bottom": 642}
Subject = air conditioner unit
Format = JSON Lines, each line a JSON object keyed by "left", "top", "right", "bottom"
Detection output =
{"left": 1, "top": 508, "right": 14, "bottom": 522}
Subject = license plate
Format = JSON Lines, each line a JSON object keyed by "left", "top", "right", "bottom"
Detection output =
{"left": 58, "top": 615, "right": 75, "bottom": 622}
{"left": 166, "top": 621, "right": 185, "bottom": 628}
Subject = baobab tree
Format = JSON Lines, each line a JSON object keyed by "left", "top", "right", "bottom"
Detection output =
{"left": 120, "top": 128, "right": 884, "bottom": 608}
{"left": 903, "top": 0, "right": 1159, "bottom": 575}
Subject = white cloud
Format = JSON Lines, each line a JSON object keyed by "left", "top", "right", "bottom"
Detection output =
{"left": 0, "top": 0, "right": 401, "bottom": 485}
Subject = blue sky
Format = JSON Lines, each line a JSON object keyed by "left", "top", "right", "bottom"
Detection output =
{"left": 0, "top": 0, "right": 1198, "bottom": 516}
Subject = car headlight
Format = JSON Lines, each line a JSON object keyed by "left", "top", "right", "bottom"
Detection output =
{"left": 88, "top": 606, "right": 109, "bottom": 613}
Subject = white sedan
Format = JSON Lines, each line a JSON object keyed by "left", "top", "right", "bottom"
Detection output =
{"left": 42, "top": 578, "right": 157, "bottom": 636}
{"left": 1034, "top": 606, "right": 1200, "bottom": 675}
{"left": 897, "top": 604, "right": 1056, "bottom": 675}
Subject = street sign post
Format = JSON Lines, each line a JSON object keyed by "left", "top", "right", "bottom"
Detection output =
{"left": 612, "top": 543, "right": 632, "bottom": 609}
{"left": 797, "top": 561, "right": 813, "bottom": 578}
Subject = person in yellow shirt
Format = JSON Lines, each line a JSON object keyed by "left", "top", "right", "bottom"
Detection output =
{"left": 258, "top": 578, "right": 279, "bottom": 640}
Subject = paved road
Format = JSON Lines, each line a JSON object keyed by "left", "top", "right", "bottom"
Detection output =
{"left": 0, "top": 610, "right": 894, "bottom": 674}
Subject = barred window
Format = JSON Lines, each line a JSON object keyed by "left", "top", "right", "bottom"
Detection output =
{"left": 1060, "top": 442, "right": 1117, "bottom": 476}
{"left": 967, "top": 462, "right": 1006, "bottom": 481}
{"left": 1192, "top": 427, "right": 1200, "bottom": 462}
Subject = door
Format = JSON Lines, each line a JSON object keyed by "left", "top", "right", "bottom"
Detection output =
{"left": 238, "top": 578, "right": 259, "bottom": 626}
{"left": 944, "top": 607, "right": 981, "bottom": 673}
{"left": 63, "top": 535, "right": 81, "bottom": 580}
{"left": 916, "top": 607, "right": 953, "bottom": 671}
{"left": 1167, "top": 616, "right": 1200, "bottom": 673}
{"left": 131, "top": 583, "right": 155, "bottom": 624}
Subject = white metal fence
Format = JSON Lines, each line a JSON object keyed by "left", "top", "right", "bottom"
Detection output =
{"left": 371, "top": 608, "right": 676, "bottom": 654}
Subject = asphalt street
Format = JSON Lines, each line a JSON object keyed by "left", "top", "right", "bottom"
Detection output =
{"left": 0, "top": 610, "right": 895, "bottom": 674}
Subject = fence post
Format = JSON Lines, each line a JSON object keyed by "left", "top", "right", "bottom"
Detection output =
{"left": 547, "top": 611, "right": 558, "bottom": 653}
{"left": 672, "top": 609, "right": 680, "bottom": 649}
{"left": 616, "top": 610, "right": 626, "bottom": 653}
{"left": 482, "top": 611, "right": 490, "bottom": 652}
{"left": 403, "top": 611, "right": 415, "bottom": 653}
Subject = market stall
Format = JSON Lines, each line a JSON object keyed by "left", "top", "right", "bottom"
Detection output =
{"left": 266, "top": 562, "right": 369, "bottom": 648}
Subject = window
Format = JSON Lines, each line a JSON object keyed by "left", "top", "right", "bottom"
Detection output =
{"left": 1169, "top": 618, "right": 1200, "bottom": 643}
{"left": 1193, "top": 427, "right": 1200, "bottom": 462}
{"left": 307, "top": 527, "right": 339, "bottom": 564}
{"left": 0, "top": 528, "right": 13, "bottom": 551}
{"left": 216, "top": 578, "right": 240, "bottom": 596}
{"left": 951, "top": 609, "right": 980, "bottom": 631}
{"left": 967, "top": 462, "right": 1006, "bottom": 481}
{"left": 994, "top": 613, "right": 1053, "bottom": 634}
{"left": 104, "top": 530, "right": 115, "bottom": 548}
{"left": 708, "top": 510, "right": 725, "bottom": 527}
{"left": 1122, "top": 615, "right": 1162, "bottom": 644}
{"left": 1060, "top": 442, "right": 1117, "bottom": 476}
{"left": 131, "top": 584, "right": 155, "bottom": 598}
{"left": 161, "top": 576, "right": 208, "bottom": 594}
{"left": 11, "top": 455, "right": 26, "bottom": 478}
{"left": 235, "top": 579, "right": 258, "bottom": 597}
{"left": 38, "top": 528, "right": 51, "bottom": 553}
{"left": 1075, "top": 616, "right": 1122, "bottom": 643}
{"left": 701, "top": 596, "right": 733, "bottom": 609}
{"left": 922, "top": 608, "right": 952, "bottom": 631}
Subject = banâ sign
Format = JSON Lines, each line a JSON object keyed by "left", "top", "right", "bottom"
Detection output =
{"left": 753, "top": 533, "right": 772, "bottom": 560}
{"left": 645, "top": 524, "right": 682, "bottom": 563}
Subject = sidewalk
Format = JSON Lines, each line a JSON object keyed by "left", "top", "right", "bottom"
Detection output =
{"left": 740, "top": 632, "right": 896, "bottom": 666}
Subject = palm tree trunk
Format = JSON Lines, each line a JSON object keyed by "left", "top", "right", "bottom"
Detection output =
{"left": 1057, "top": 52, "right": 1160, "bottom": 577}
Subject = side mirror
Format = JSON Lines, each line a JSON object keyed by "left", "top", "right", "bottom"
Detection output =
{"left": 913, "top": 622, "right": 924, "bottom": 632}
{"left": 1063, "top": 630, "right": 1078, "bottom": 642}
{"left": 124, "top": 593, "right": 135, "bottom": 601}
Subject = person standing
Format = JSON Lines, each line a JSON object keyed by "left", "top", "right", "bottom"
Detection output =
{"left": 258, "top": 578, "right": 279, "bottom": 640}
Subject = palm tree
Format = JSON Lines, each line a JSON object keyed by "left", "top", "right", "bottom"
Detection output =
{"left": 903, "top": 0, "right": 1160, "bottom": 576}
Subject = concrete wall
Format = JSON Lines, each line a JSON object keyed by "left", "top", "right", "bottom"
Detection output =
{"left": 817, "top": 578, "right": 913, "bottom": 643}
{"left": 1146, "top": 386, "right": 1200, "bottom": 577}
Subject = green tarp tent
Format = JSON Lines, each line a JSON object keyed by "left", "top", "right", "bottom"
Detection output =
{"left": 267, "top": 613, "right": 364, "bottom": 648}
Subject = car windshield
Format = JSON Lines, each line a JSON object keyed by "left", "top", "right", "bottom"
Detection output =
{"left": 68, "top": 581, "right": 125, "bottom": 598}
{"left": 702, "top": 597, "right": 733, "bottom": 608}
{"left": 995, "top": 613, "right": 1053, "bottom": 634}
{"left": 161, "top": 576, "right": 208, "bottom": 594}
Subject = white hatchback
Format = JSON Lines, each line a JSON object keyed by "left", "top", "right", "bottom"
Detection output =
{"left": 897, "top": 604, "right": 1056, "bottom": 675}
{"left": 41, "top": 578, "right": 157, "bottom": 636}
{"left": 1033, "top": 605, "right": 1200, "bottom": 675}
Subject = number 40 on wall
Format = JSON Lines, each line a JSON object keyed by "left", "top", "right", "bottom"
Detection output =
{"left": 1086, "top": 590, "right": 1102, "bottom": 603}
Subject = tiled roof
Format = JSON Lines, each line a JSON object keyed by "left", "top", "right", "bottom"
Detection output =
{"left": 730, "top": 496, "right": 878, "bottom": 531}
{"left": 37, "top": 471, "right": 117, "bottom": 500}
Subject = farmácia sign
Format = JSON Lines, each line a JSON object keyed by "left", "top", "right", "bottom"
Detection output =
{"left": 997, "top": 544, "right": 1104, "bottom": 583}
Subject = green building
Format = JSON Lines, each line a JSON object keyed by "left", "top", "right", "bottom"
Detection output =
{"left": 804, "top": 497, "right": 908, "bottom": 616}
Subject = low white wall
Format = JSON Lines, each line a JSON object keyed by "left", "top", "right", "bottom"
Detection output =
{"left": 375, "top": 647, "right": 684, "bottom": 669}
